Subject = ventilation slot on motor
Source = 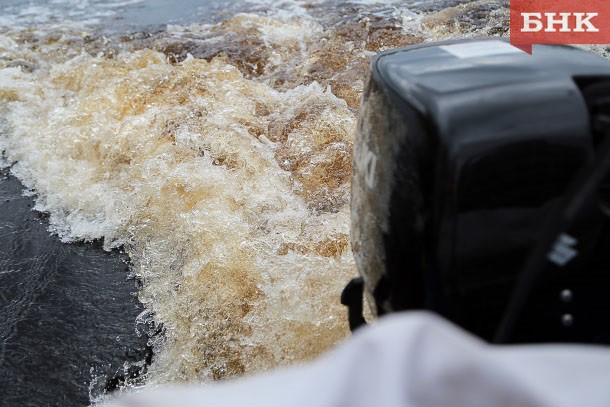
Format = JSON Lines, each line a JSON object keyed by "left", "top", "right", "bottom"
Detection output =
{"left": 576, "top": 78, "right": 610, "bottom": 212}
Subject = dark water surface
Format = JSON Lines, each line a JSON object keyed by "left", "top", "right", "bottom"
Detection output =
{"left": 0, "top": 0, "right": 242, "bottom": 31}
{"left": 0, "top": 168, "right": 149, "bottom": 406}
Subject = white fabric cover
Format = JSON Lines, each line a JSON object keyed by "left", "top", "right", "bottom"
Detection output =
{"left": 105, "top": 311, "right": 610, "bottom": 406}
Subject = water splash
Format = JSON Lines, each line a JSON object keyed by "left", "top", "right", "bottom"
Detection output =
{"left": 0, "top": 0, "right": 513, "bottom": 390}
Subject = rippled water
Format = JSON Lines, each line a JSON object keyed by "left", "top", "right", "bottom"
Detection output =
{"left": 0, "top": 0, "right": 510, "bottom": 399}
{"left": 0, "top": 167, "right": 151, "bottom": 405}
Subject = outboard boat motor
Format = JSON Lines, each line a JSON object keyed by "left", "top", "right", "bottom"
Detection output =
{"left": 343, "top": 38, "right": 610, "bottom": 344}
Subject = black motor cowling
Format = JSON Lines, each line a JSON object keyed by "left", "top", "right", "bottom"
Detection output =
{"left": 349, "top": 38, "right": 610, "bottom": 343}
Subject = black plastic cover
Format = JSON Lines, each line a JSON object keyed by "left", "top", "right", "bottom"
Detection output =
{"left": 351, "top": 38, "right": 610, "bottom": 341}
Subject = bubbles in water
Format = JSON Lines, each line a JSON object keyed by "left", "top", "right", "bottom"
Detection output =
{"left": 0, "top": 0, "right": 514, "bottom": 391}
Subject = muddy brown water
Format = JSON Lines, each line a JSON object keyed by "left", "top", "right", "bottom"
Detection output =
{"left": 0, "top": 0, "right": 515, "bottom": 404}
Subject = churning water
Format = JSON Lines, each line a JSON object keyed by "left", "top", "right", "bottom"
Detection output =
{"left": 0, "top": 0, "right": 511, "bottom": 403}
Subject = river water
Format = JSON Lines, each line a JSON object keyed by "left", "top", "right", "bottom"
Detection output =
{"left": 0, "top": 0, "right": 510, "bottom": 404}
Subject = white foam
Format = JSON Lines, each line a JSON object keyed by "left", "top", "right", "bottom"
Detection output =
{"left": 0, "top": 0, "right": 526, "bottom": 395}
